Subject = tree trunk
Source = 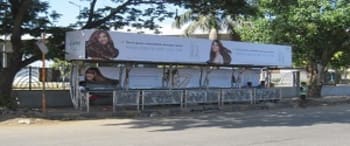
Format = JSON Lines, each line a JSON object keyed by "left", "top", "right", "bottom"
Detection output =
{"left": 307, "top": 62, "right": 325, "bottom": 97}
{"left": 0, "top": 66, "right": 19, "bottom": 108}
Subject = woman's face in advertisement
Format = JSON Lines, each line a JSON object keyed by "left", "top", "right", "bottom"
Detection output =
{"left": 212, "top": 42, "right": 220, "bottom": 53}
{"left": 98, "top": 32, "right": 109, "bottom": 45}
{"left": 86, "top": 71, "right": 95, "bottom": 81}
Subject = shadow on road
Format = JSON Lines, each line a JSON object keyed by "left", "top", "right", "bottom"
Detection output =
{"left": 102, "top": 105, "right": 350, "bottom": 132}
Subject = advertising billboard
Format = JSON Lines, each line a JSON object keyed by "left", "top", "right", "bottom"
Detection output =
{"left": 66, "top": 29, "right": 292, "bottom": 67}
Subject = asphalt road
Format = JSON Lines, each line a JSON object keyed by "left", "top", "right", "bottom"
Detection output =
{"left": 1, "top": 104, "right": 350, "bottom": 146}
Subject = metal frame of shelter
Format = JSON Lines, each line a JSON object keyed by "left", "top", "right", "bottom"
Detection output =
{"left": 70, "top": 59, "right": 285, "bottom": 112}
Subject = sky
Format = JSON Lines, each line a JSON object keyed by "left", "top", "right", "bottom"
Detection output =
{"left": 48, "top": 0, "right": 185, "bottom": 35}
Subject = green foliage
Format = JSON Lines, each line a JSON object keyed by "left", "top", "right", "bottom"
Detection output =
{"left": 169, "top": 0, "right": 258, "bottom": 18}
{"left": 0, "top": 0, "right": 63, "bottom": 69}
{"left": 0, "top": 0, "right": 60, "bottom": 36}
{"left": 76, "top": 0, "right": 174, "bottom": 30}
{"left": 236, "top": 0, "right": 350, "bottom": 96}
{"left": 330, "top": 51, "right": 350, "bottom": 69}
{"left": 51, "top": 58, "right": 71, "bottom": 80}
{"left": 173, "top": 10, "right": 233, "bottom": 39}
{"left": 237, "top": 18, "right": 273, "bottom": 42}
{"left": 171, "top": 0, "right": 258, "bottom": 39}
{"left": 238, "top": 0, "right": 350, "bottom": 68}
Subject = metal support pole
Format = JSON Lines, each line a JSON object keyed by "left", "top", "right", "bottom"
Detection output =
{"left": 293, "top": 71, "right": 300, "bottom": 87}
{"left": 2, "top": 46, "right": 6, "bottom": 68}
{"left": 199, "top": 67, "right": 203, "bottom": 87}
{"left": 86, "top": 92, "right": 90, "bottom": 112}
{"left": 250, "top": 89, "right": 254, "bottom": 104}
{"left": 2, "top": 35, "right": 7, "bottom": 68}
{"left": 218, "top": 89, "right": 222, "bottom": 108}
{"left": 137, "top": 91, "right": 140, "bottom": 112}
{"left": 168, "top": 65, "right": 173, "bottom": 89}
{"left": 39, "top": 33, "right": 47, "bottom": 112}
{"left": 75, "top": 63, "right": 81, "bottom": 109}
{"left": 113, "top": 90, "right": 117, "bottom": 112}
{"left": 29, "top": 66, "right": 32, "bottom": 90}
{"left": 184, "top": 90, "right": 187, "bottom": 109}
{"left": 123, "top": 63, "right": 132, "bottom": 91}
{"left": 141, "top": 90, "right": 145, "bottom": 111}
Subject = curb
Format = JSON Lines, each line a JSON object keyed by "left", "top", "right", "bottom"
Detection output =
{"left": 2, "top": 96, "right": 350, "bottom": 121}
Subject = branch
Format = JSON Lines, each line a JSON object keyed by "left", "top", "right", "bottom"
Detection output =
{"left": 20, "top": 55, "right": 41, "bottom": 68}
{"left": 83, "top": 0, "right": 133, "bottom": 29}
{"left": 9, "top": 0, "right": 32, "bottom": 52}
{"left": 86, "top": 0, "right": 97, "bottom": 25}
{"left": 82, "top": 0, "right": 164, "bottom": 29}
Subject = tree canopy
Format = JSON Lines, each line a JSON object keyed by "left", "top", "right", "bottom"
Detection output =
{"left": 75, "top": 0, "right": 174, "bottom": 30}
{"left": 237, "top": 0, "right": 350, "bottom": 96}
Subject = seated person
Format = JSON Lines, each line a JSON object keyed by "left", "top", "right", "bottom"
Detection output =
{"left": 242, "top": 81, "right": 253, "bottom": 88}
{"left": 256, "top": 81, "right": 266, "bottom": 88}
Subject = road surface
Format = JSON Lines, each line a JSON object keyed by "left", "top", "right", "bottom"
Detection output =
{"left": 1, "top": 104, "right": 350, "bottom": 146}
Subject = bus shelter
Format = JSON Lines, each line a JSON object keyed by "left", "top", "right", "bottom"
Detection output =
{"left": 65, "top": 29, "right": 292, "bottom": 112}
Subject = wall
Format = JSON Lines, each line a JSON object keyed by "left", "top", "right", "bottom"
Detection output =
{"left": 279, "top": 87, "right": 298, "bottom": 98}
{"left": 321, "top": 85, "right": 350, "bottom": 96}
{"left": 13, "top": 90, "right": 72, "bottom": 108}
{"left": 14, "top": 87, "right": 299, "bottom": 108}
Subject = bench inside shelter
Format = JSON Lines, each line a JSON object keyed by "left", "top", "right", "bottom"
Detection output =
{"left": 80, "top": 82, "right": 119, "bottom": 112}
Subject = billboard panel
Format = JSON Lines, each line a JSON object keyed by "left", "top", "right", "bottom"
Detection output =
{"left": 66, "top": 29, "right": 292, "bottom": 67}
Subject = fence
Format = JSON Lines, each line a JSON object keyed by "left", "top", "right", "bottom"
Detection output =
{"left": 78, "top": 88, "right": 283, "bottom": 112}
{"left": 13, "top": 66, "right": 70, "bottom": 90}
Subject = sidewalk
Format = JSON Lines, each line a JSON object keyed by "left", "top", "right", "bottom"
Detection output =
{"left": 1, "top": 96, "right": 350, "bottom": 123}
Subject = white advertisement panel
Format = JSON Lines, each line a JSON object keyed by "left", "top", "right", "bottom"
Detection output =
{"left": 65, "top": 29, "right": 292, "bottom": 67}
{"left": 205, "top": 69, "right": 260, "bottom": 88}
{"left": 128, "top": 68, "right": 163, "bottom": 89}
{"left": 238, "top": 69, "right": 261, "bottom": 87}
{"left": 78, "top": 66, "right": 262, "bottom": 89}
{"left": 66, "top": 31, "right": 87, "bottom": 59}
{"left": 174, "top": 69, "right": 201, "bottom": 88}
{"left": 207, "top": 69, "right": 232, "bottom": 88}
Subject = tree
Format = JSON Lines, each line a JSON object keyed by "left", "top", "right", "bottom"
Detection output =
{"left": 173, "top": 10, "right": 239, "bottom": 40}
{"left": 168, "top": 0, "right": 257, "bottom": 17}
{"left": 51, "top": 58, "right": 71, "bottom": 88}
{"left": 237, "top": 0, "right": 350, "bottom": 96}
{"left": 0, "top": 0, "right": 175, "bottom": 107}
{"left": 171, "top": 0, "right": 257, "bottom": 40}
{"left": 0, "top": 0, "right": 61, "bottom": 107}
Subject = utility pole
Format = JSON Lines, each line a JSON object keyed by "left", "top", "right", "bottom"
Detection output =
{"left": 36, "top": 33, "right": 49, "bottom": 113}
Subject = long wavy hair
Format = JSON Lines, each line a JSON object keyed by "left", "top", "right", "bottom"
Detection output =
{"left": 86, "top": 30, "right": 119, "bottom": 59}
{"left": 85, "top": 67, "right": 119, "bottom": 85}
{"left": 208, "top": 40, "right": 232, "bottom": 64}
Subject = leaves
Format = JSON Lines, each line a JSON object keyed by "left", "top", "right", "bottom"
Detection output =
{"left": 77, "top": 0, "right": 174, "bottom": 30}
{"left": 237, "top": 0, "right": 350, "bottom": 96}
{"left": 240, "top": 0, "right": 350, "bottom": 68}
